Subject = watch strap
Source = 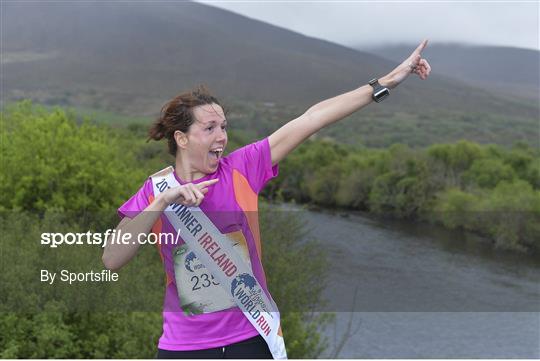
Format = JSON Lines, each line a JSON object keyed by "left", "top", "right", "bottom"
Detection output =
{"left": 368, "top": 78, "right": 389, "bottom": 103}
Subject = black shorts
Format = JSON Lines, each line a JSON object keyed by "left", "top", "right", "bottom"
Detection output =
{"left": 156, "top": 334, "right": 273, "bottom": 359}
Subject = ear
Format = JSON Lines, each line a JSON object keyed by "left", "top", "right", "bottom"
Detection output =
{"left": 174, "top": 130, "right": 189, "bottom": 149}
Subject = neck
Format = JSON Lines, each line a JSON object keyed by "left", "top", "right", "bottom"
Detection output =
{"left": 174, "top": 155, "right": 207, "bottom": 182}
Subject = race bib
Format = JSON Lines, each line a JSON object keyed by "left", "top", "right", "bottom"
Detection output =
{"left": 173, "top": 230, "right": 253, "bottom": 315}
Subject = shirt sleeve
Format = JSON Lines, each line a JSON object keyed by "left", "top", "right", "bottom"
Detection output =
{"left": 226, "top": 137, "right": 279, "bottom": 194}
{"left": 117, "top": 178, "right": 154, "bottom": 219}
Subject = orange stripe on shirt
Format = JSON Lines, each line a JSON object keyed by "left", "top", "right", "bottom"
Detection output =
{"left": 232, "top": 169, "right": 266, "bottom": 281}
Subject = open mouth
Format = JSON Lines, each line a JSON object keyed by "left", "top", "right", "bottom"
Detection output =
{"left": 208, "top": 147, "right": 223, "bottom": 160}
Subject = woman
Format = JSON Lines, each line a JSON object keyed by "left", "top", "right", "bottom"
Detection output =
{"left": 102, "top": 40, "right": 431, "bottom": 359}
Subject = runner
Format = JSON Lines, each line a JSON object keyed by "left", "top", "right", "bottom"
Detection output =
{"left": 102, "top": 40, "right": 431, "bottom": 359}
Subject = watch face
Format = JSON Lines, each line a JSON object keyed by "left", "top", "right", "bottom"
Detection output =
{"left": 374, "top": 88, "right": 389, "bottom": 101}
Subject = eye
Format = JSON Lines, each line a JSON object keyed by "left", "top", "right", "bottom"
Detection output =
{"left": 221, "top": 124, "right": 227, "bottom": 131}
{"left": 206, "top": 126, "right": 214, "bottom": 131}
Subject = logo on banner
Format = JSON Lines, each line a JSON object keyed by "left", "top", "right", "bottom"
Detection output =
{"left": 184, "top": 251, "right": 204, "bottom": 272}
{"left": 231, "top": 273, "right": 257, "bottom": 295}
{"left": 231, "top": 273, "right": 267, "bottom": 313}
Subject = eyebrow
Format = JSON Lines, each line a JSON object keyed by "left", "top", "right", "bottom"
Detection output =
{"left": 204, "top": 119, "right": 228, "bottom": 126}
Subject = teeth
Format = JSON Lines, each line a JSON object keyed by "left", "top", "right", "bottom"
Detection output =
{"left": 209, "top": 148, "right": 222, "bottom": 158}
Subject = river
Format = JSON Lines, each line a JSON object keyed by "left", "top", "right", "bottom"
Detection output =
{"left": 278, "top": 204, "right": 540, "bottom": 358}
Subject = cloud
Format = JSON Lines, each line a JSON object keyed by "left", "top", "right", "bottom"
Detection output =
{"left": 200, "top": 1, "right": 539, "bottom": 50}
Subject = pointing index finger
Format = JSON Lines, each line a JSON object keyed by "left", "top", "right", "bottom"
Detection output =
{"left": 197, "top": 178, "right": 220, "bottom": 188}
{"left": 414, "top": 39, "right": 428, "bottom": 55}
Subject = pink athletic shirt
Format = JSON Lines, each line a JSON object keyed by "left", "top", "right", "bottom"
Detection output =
{"left": 118, "top": 137, "right": 279, "bottom": 350}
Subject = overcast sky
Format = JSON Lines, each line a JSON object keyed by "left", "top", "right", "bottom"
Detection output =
{"left": 198, "top": 1, "right": 539, "bottom": 51}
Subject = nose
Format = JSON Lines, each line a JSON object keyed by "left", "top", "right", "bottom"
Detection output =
{"left": 216, "top": 127, "right": 227, "bottom": 142}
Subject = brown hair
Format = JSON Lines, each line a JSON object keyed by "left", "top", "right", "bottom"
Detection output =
{"left": 148, "top": 85, "right": 223, "bottom": 156}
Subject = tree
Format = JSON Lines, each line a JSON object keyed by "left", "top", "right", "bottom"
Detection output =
{"left": 0, "top": 101, "right": 144, "bottom": 216}
{"left": 478, "top": 180, "right": 540, "bottom": 251}
{"left": 427, "top": 141, "right": 483, "bottom": 188}
{"left": 432, "top": 188, "right": 480, "bottom": 230}
{"left": 462, "top": 158, "right": 516, "bottom": 188}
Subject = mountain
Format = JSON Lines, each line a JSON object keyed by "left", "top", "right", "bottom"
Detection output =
{"left": 2, "top": 1, "right": 390, "bottom": 114}
{"left": 2, "top": 1, "right": 538, "bottom": 148}
{"left": 365, "top": 43, "right": 540, "bottom": 101}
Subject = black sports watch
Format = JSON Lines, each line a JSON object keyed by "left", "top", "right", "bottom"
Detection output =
{"left": 368, "top": 78, "right": 389, "bottom": 103}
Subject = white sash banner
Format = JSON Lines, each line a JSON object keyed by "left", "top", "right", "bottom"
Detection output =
{"left": 151, "top": 167, "right": 287, "bottom": 359}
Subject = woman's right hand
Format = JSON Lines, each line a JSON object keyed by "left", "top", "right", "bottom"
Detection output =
{"left": 158, "top": 178, "right": 219, "bottom": 207}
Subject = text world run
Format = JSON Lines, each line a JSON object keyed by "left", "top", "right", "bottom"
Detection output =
{"left": 234, "top": 287, "right": 272, "bottom": 336}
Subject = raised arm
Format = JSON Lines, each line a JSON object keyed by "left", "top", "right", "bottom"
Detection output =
{"left": 269, "top": 39, "right": 431, "bottom": 165}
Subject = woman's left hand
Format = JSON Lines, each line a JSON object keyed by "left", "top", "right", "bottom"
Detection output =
{"left": 382, "top": 39, "right": 431, "bottom": 89}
